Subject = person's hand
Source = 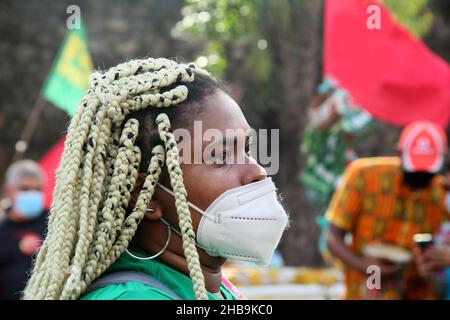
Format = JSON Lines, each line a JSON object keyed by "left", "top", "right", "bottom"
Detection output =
{"left": 359, "top": 256, "right": 402, "bottom": 278}
{"left": 423, "top": 245, "right": 450, "bottom": 269}
{"left": 413, "top": 244, "right": 435, "bottom": 279}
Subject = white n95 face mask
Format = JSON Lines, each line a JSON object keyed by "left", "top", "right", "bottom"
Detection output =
{"left": 157, "top": 178, "right": 288, "bottom": 265}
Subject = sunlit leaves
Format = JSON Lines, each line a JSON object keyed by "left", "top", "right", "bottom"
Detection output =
{"left": 173, "top": 0, "right": 257, "bottom": 74}
{"left": 381, "top": 0, "right": 433, "bottom": 38}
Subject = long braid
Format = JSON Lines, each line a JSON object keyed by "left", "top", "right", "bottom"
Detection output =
{"left": 59, "top": 105, "right": 109, "bottom": 299}
{"left": 61, "top": 115, "right": 132, "bottom": 299}
{"left": 26, "top": 94, "right": 95, "bottom": 298}
{"left": 23, "top": 58, "right": 213, "bottom": 300}
{"left": 79, "top": 119, "right": 140, "bottom": 290}
{"left": 94, "top": 145, "right": 165, "bottom": 281}
{"left": 157, "top": 114, "right": 208, "bottom": 300}
{"left": 45, "top": 96, "right": 100, "bottom": 299}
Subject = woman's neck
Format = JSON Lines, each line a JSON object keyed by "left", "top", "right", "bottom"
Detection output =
{"left": 129, "top": 239, "right": 225, "bottom": 294}
{"left": 159, "top": 249, "right": 224, "bottom": 294}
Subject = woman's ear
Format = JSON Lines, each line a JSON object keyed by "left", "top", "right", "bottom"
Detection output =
{"left": 130, "top": 173, "right": 163, "bottom": 221}
{"left": 144, "top": 200, "right": 163, "bottom": 221}
{"left": 130, "top": 173, "right": 146, "bottom": 209}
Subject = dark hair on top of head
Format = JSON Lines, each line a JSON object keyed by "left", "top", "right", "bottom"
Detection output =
{"left": 124, "top": 72, "right": 223, "bottom": 174}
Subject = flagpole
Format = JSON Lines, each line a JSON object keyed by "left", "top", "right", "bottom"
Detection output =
{"left": 8, "top": 19, "right": 92, "bottom": 167}
{"left": 10, "top": 95, "right": 48, "bottom": 163}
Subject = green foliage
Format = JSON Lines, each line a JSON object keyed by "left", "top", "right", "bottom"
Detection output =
{"left": 173, "top": 0, "right": 259, "bottom": 74}
{"left": 179, "top": 0, "right": 257, "bottom": 39}
{"left": 176, "top": 0, "right": 434, "bottom": 76}
{"left": 381, "top": 0, "right": 433, "bottom": 38}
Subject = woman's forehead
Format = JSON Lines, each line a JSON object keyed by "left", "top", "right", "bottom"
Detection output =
{"left": 199, "top": 91, "right": 250, "bottom": 133}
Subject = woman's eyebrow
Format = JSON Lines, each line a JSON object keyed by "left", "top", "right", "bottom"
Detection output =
{"left": 203, "top": 128, "right": 252, "bottom": 149}
{"left": 223, "top": 133, "right": 252, "bottom": 146}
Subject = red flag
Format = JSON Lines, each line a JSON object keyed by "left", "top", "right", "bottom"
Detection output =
{"left": 324, "top": 0, "right": 450, "bottom": 128}
{"left": 38, "top": 136, "right": 65, "bottom": 209}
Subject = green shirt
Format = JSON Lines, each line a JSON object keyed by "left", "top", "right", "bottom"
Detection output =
{"left": 81, "top": 251, "right": 238, "bottom": 300}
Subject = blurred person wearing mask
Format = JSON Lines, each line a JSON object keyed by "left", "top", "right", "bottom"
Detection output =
{"left": 0, "top": 160, "right": 47, "bottom": 299}
{"left": 414, "top": 160, "right": 450, "bottom": 299}
{"left": 326, "top": 121, "right": 448, "bottom": 299}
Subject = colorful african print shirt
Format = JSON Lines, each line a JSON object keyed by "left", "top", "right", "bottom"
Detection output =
{"left": 325, "top": 157, "right": 447, "bottom": 299}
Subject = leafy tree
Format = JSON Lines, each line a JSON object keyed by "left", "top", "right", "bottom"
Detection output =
{"left": 175, "top": 0, "right": 325, "bottom": 266}
{"left": 382, "top": 0, "right": 433, "bottom": 37}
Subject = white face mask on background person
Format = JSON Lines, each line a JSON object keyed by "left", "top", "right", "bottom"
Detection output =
{"left": 157, "top": 177, "right": 289, "bottom": 266}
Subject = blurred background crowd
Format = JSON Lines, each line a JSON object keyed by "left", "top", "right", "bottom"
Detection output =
{"left": 0, "top": 0, "right": 449, "bottom": 299}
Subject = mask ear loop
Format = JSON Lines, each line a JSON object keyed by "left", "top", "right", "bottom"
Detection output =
{"left": 156, "top": 182, "right": 207, "bottom": 216}
{"left": 159, "top": 217, "right": 210, "bottom": 252}
{"left": 125, "top": 208, "right": 172, "bottom": 260}
{"left": 155, "top": 183, "right": 211, "bottom": 252}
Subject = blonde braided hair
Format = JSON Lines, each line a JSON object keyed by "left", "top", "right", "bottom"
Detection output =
{"left": 24, "top": 57, "right": 217, "bottom": 300}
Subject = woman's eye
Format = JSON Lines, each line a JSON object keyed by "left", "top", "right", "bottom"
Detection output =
{"left": 207, "top": 150, "right": 231, "bottom": 165}
{"left": 245, "top": 141, "right": 254, "bottom": 156}
{"left": 218, "top": 150, "right": 231, "bottom": 163}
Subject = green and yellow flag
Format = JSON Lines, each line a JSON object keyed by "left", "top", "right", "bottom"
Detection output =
{"left": 42, "top": 19, "right": 93, "bottom": 116}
